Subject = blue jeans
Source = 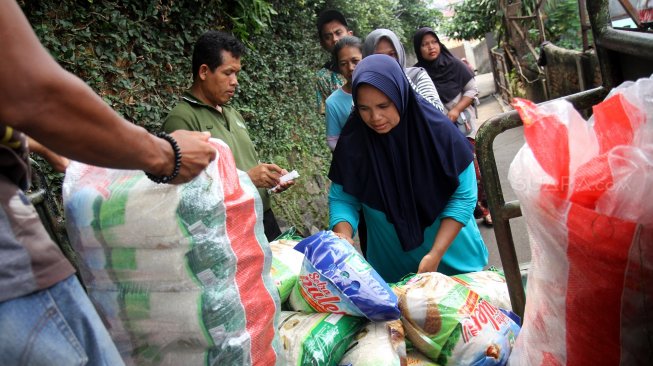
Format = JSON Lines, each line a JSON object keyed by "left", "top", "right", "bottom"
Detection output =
{"left": 0, "top": 275, "right": 124, "bottom": 366}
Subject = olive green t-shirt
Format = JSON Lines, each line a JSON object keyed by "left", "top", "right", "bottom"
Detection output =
{"left": 163, "top": 92, "right": 271, "bottom": 211}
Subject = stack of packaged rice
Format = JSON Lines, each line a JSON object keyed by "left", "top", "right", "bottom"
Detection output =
{"left": 269, "top": 231, "right": 521, "bottom": 366}
{"left": 63, "top": 140, "right": 281, "bottom": 365}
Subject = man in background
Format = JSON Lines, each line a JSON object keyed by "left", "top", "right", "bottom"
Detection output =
{"left": 164, "top": 31, "right": 294, "bottom": 241}
{"left": 315, "top": 9, "right": 353, "bottom": 114}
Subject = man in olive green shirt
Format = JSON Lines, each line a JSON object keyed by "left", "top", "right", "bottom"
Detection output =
{"left": 164, "top": 31, "right": 293, "bottom": 241}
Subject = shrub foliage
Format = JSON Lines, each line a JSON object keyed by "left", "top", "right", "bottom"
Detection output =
{"left": 20, "top": 0, "right": 437, "bottom": 234}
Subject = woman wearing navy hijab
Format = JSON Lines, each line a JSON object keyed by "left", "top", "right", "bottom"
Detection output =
{"left": 328, "top": 54, "right": 488, "bottom": 283}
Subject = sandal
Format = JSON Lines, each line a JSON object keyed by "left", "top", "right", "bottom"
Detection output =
{"left": 483, "top": 213, "right": 493, "bottom": 227}
{"left": 474, "top": 203, "right": 484, "bottom": 219}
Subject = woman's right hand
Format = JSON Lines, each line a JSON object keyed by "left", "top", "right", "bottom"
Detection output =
{"left": 332, "top": 221, "right": 355, "bottom": 244}
{"left": 333, "top": 231, "right": 354, "bottom": 244}
{"left": 446, "top": 108, "right": 460, "bottom": 123}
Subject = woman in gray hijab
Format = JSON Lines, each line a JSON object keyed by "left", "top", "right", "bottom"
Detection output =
{"left": 362, "top": 28, "right": 445, "bottom": 112}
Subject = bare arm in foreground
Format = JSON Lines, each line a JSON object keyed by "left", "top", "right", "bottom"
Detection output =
{"left": 0, "top": 1, "right": 215, "bottom": 183}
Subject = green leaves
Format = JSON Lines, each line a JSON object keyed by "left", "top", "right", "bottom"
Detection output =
{"left": 444, "top": 0, "right": 583, "bottom": 50}
{"left": 21, "top": 0, "right": 446, "bottom": 232}
{"left": 443, "top": 0, "right": 500, "bottom": 41}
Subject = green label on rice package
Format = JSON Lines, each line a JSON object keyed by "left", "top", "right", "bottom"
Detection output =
{"left": 393, "top": 273, "right": 521, "bottom": 366}
{"left": 278, "top": 311, "right": 365, "bottom": 366}
{"left": 451, "top": 270, "right": 512, "bottom": 311}
{"left": 269, "top": 240, "right": 303, "bottom": 303}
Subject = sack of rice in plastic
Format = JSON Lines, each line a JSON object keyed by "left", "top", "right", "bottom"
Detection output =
{"left": 338, "top": 320, "right": 406, "bottom": 366}
{"left": 393, "top": 272, "right": 520, "bottom": 366}
{"left": 278, "top": 311, "right": 365, "bottom": 366}
{"left": 507, "top": 76, "right": 653, "bottom": 366}
{"left": 269, "top": 239, "right": 303, "bottom": 303}
{"left": 289, "top": 231, "right": 400, "bottom": 321}
{"left": 451, "top": 270, "right": 512, "bottom": 311}
{"left": 64, "top": 139, "right": 281, "bottom": 365}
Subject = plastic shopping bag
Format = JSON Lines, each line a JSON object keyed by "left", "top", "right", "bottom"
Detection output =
{"left": 507, "top": 75, "right": 653, "bottom": 366}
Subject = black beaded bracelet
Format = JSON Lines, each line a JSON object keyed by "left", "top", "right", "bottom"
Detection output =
{"left": 146, "top": 132, "right": 182, "bottom": 184}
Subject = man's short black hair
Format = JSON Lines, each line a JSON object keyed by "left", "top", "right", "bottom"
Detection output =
{"left": 192, "top": 31, "right": 247, "bottom": 80}
{"left": 316, "top": 9, "right": 348, "bottom": 38}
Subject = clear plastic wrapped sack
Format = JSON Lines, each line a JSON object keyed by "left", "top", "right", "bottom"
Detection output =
{"left": 63, "top": 139, "right": 281, "bottom": 365}
{"left": 507, "top": 75, "right": 653, "bottom": 366}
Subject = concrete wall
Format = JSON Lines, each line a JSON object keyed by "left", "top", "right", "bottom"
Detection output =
{"left": 542, "top": 43, "right": 602, "bottom": 99}
{"left": 471, "top": 41, "right": 492, "bottom": 74}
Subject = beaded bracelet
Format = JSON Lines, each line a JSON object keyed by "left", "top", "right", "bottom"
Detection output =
{"left": 146, "top": 132, "right": 182, "bottom": 184}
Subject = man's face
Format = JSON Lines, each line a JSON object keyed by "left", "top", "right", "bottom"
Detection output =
{"left": 320, "top": 20, "right": 352, "bottom": 52}
{"left": 199, "top": 50, "right": 241, "bottom": 106}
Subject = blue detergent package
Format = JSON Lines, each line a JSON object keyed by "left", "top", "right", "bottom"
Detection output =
{"left": 289, "top": 231, "right": 400, "bottom": 321}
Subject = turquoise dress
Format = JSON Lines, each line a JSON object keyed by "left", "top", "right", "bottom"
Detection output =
{"left": 329, "top": 162, "right": 488, "bottom": 283}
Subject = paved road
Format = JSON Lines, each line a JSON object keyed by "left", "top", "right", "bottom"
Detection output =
{"left": 474, "top": 74, "right": 532, "bottom": 269}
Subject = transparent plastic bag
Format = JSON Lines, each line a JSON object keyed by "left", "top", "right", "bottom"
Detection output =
{"left": 507, "top": 75, "right": 653, "bottom": 366}
{"left": 63, "top": 139, "right": 281, "bottom": 366}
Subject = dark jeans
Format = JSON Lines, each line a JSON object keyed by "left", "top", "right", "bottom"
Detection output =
{"left": 263, "top": 208, "right": 282, "bottom": 241}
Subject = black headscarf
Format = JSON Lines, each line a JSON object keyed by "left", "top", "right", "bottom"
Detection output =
{"left": 328, "top": 54, "right": 473, "bottom": 251}
{"left": 413, "top": 27, "right": 474, "bottom": 104}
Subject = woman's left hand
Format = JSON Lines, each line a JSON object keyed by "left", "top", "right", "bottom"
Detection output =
{"left": 417, "top": 252, "right": 441, "bottom": 273}
{"left": 446, "top": 109, "right": 460, "bottom": 123}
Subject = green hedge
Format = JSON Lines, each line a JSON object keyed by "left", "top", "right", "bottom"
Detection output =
{"left": 22, "top": 0, "right": 332, "bottom": 233}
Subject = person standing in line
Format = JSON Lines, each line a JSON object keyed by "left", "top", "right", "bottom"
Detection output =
{"left": 362, "top": 28, "right": 445, "bottom": 112}
{"left": 325, "top": 36, "right": 363, "bottom": 152}
{"left": 413, "top": 27, "right": 492, "bottom": 226}
{"left": 325, "top": 36, "right": 369, "bottom": 257}
{"left": 0, "top": 2, "right": 216, "bottom": 364}
{"left": 163, "top": 30, "right": 294, "bottom": 241}
{"left": 315, "top": 9, "right": 353, "bottom": 114}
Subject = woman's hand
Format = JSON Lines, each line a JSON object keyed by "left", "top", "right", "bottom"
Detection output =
{"left": 446, "top": 109, "right": 460, "bottom": 123}
{"left": 333, "top": 231, "right": 354, "bottom": 244}
{"left": 418, "top": 252, "right": 441, "bottom": 273}
{"left": 419, "top": 218, "right": 463, "bottom": 273}
{"left": 332, "top": 221, "right": 355, "bottom": 245}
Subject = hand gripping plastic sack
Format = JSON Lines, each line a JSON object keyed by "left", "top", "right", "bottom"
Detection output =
{"left": 393, "top": 272, "right": 521, "bottom": 366}
{"left": 338, "top": 320, "right": 407, "bottom": 366}
{"left": 63, "top": 139, "right": 282, "bottom": 366}
{"left": 507, "top": 75, "right": 653, "bottom": 366}
{"left": 278, "top": 311, "right": 365, "bottom": 366}
{"left": 288, "top": 230, "right": 401, "bottom": 321}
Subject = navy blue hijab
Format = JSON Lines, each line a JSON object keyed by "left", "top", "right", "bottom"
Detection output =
{"left": 329, "top": 54, "right": 474, "bottom": 251}
{"left": 413, "top": 27, "right": 474, "bottom": 104}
